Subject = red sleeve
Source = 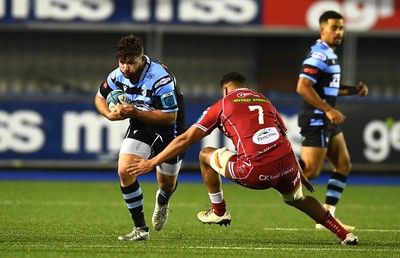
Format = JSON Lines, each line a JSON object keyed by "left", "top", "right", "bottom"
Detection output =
{"left": 193, "top": 100, "right": 222, "bottom": 134}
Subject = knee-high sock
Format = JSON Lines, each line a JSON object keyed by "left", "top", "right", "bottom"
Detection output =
{"left": 325, "top": 172, "right": 348, "bottom": 208}
{"left": 121, "top": 180, "right": 146, "bottom": 228}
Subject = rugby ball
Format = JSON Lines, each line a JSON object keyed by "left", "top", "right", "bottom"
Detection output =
{"left": 106, "top": 90, "right": 131, "bottom": 111}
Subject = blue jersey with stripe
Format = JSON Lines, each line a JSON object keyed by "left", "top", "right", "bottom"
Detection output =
{"left": 98, "top": 55, "right": 186, "bottom": 136}
{"left": 298, "top": 40, "right": 341, "bottom": 127}
{"left": 299, "top": 40, "right": 340, "bottom": 111}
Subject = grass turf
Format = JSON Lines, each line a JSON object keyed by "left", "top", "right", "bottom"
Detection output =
{"left": 1, "top": 180, "right": 399, "bottom": 257}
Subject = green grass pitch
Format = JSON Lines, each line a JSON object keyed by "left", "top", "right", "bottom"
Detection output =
{"left": 1, "top": 180, "right": 399, "bottom": 257}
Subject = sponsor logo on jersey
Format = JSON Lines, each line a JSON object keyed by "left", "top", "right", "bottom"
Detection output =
{"left": 303, "top": 67, "right": 319, "bottom": 75}
{"left": 232, "top": 98, "right": 269, "bottom": 103}
{"left": 155, "top": 76, "right": 172, "bottom": 89}
{"left": 141, "top": 86, "right": 147, "bottom": 97}
{"left": 311, "top": 52, "right": 326, "bottom": 61}
{"left": 236, "top": 92, "right": 261, "bottom": 98}
{"left": 252, "top": 127, "right": 279, "bottom": 145}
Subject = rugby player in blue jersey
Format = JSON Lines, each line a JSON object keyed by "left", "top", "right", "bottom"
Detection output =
{"left": 94, "top": 35, "right": 186, "bottom": 241}
{"left": 296, "top": 11, "right": 368, "bottom": 231}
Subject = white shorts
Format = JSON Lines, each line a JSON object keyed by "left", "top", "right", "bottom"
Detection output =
{"left": 120, "top": 138, "right": 182, "bottom": 176}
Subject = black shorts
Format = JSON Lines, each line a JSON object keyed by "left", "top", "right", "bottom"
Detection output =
{"left": 299, "top": 118, "right": 342, "bottom": 148}
{"left": 125, "top": 126, "right": 184, "bottom": 164}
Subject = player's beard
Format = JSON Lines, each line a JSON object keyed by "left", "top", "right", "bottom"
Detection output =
{"left": 333, "top": 37, "right": 342, "bottom": 47}
{"left": 123, "top": 64, "right": 144, "bottom": 81}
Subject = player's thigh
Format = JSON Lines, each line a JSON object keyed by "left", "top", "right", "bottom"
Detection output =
{"left": 326, "top": 133, "right": 351, "bottom": 173}
{"left": 118, "top": 138, "right": 152, "bottom": 174}
{"left": 300, "top": 146, "right": 327, "bottom": 177}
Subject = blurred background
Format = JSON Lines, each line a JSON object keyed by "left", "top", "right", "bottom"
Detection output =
{"left": 0, "top": 0, "right": 399, "bottom": 175}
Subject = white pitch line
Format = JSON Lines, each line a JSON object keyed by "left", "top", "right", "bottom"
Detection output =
{"left": 264, "top": 227, "right": 400, "bottom": 233}
{"left": 8, "top": 244, "right": 400, "bottom": 253}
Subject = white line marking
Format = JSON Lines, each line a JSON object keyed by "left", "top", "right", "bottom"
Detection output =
{"left": 7, "top": 244, "right": 400, "bottom": 253}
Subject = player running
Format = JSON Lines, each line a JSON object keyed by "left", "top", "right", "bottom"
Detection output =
{"left": 296, "top": 10, "right": 368, "bottom": 230}
{"left": 127, "top": 72, "right": 358, "bottom": 245}
{"left": 94, "top": 34, "right": 186, "bottom": 241}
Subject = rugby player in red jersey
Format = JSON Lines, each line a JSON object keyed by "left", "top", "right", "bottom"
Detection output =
{"left": 127, "top": 72, "right": 358, "bottom": 245}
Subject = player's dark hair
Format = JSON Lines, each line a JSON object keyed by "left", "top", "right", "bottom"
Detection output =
{"left": 220, "top": 72, "right": 246, "bottom": 87}
{"left": 115, "top": 34, "right": 144, "bottom": 61}
{"left": 319, "top": 10, "right": 343, "bottom": 25}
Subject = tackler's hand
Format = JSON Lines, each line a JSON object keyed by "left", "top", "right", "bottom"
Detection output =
{"left": 127, "top": 158, "right": 155, "bottom": 176}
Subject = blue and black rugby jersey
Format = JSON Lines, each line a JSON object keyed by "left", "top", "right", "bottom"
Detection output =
{"left": 98, "top": 55, "right": 186, "bottom": 135}
{"left": 299, "top": 40, "right": 341, "bottom": 117}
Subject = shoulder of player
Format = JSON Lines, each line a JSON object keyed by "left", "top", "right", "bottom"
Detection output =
{"left": 107, "top": 68, "right": 124, "bottom": 83}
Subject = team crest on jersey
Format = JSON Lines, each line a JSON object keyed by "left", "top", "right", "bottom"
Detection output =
{"left": 146, "top": 73, "right": 155, "bottom": 79}
{"left": 111, "top": 71, "right": 116, "bottom": 80}
{"left": 161, "top": 92, "right": 176, "bottom": 108}
{"left": 311, "top": 52, "right": 326, "bottom": 61}
{"left": 123, "top": 85, "right": 128, "bottom": 91}
{"left": 252, "top": 127, "right": 279, "bottom": 145}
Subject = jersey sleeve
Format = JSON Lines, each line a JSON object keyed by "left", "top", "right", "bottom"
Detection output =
{"left": 193, "top": 101, "right": 222, "bottom": 134}
{"left": 152, "top": 76, "right": 178, "bottom": 113}
{"left": 99, "top": 70, "right": 119, "bottom": 98}
{"left": 299, "top": 52, "right": 327, "bottom": 83}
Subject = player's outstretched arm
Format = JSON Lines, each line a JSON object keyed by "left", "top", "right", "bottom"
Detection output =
{"left": 127, "top": 126, "right": 207, "bottom": 176}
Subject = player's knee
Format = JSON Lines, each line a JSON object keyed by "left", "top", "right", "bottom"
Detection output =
{"left": 117, "top": 167, "right": 134, "bottom": 185}
{"left": 338, "top": 160, "right": 352, "bottom": 174}
{"left": 157, "top": 173, "right": 177, "bottom": 192}
{"left": 280, "top": 186, "right": 304, "bottom": 203}
{"left": 302, "top": 163, "right": 321, "bottom": 179}
{"left": 199, "top": 147, "right": 215, "bottom": 162}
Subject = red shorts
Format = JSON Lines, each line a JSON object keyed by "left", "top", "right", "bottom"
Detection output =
{"left": 228, "top": 152, "right": 301, "bottom": 193}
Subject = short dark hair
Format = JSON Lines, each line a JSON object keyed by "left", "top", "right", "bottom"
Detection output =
{"left": 115, "top": 34, "right": 144, "bottom": 61}
{"left": 220, "top": 72, "right": 246, "bottom": 88}
{"left": 319, "top": 10, "right": 343, "bottom": 25}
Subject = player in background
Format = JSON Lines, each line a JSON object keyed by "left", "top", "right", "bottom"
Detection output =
{"left": 94, "top": 35, "right": 186, "bottom": 241}
{"left": 296, "top": 11, "right": 368, "bottom": 230}
{"left": 127, "top": 72, "right": 358, "bottom": 245}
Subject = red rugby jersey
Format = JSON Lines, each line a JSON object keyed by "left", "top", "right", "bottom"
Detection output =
{"left": 194, "top": 88, "right": 292, "bottom": 165}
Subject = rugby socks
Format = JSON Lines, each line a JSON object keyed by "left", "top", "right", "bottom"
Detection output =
{"left": 317, "top": 211, "right": 349, "bottom": 241}
{"left": 157, "top": 182, "right": 178, "bottom": 205}
{"left": 121, "top": 180, "right": 146, "bottom": 228}
{"left": 209, "top": 191, "right": 226, "bottom": 216}
{"left": 325, "top": 172, "right": 348, "bottom": 216}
